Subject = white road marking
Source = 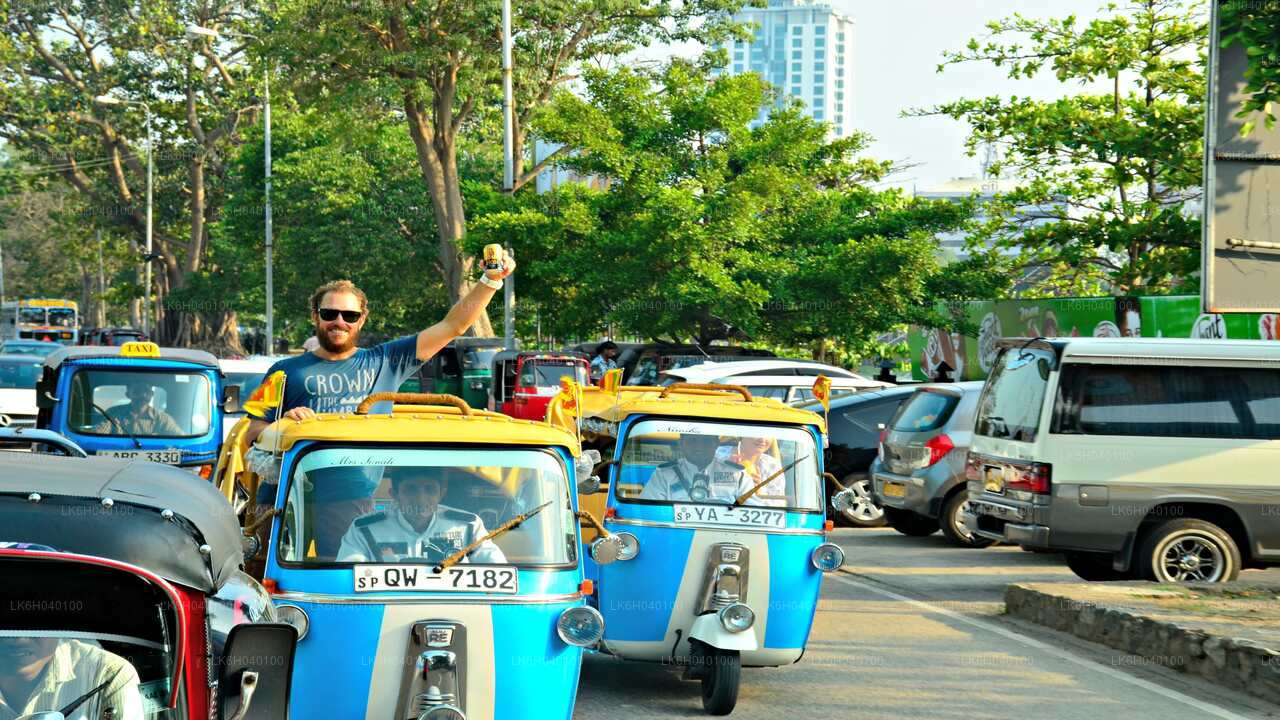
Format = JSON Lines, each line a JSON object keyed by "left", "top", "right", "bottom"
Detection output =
{"left": 827, "top": 573, "right": 1258, "bottom": 720}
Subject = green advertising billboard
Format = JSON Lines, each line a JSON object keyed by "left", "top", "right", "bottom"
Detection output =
{"left": 909, "top": 295, "right": 1279, "bottom": 381}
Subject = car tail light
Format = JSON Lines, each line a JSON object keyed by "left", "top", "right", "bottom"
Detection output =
{"left": 1006, "top": 462, "right": 1052, "bottom": 494}
{"left": 923, "top": 434, "right": 954, "bottom": 467}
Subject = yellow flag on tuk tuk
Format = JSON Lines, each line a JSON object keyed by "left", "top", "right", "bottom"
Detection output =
{"left": 556, "top": 376, "right": 581, "bottom": 417}
{"left": 600, "top": 368, "right": 623, "bottom": 394}
{"left": 812, "top": 375, "right": 832, "bottom": 413}
{"left": 242, "top": 370, "right": 286, "bottom": 417}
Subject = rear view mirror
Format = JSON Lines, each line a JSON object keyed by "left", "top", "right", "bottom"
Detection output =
{"left": 831, "top": 488, "right": 856, "bottom": 514}
{"left": 222, "top": 384, "right": 242, "bottom": 414}
{"left": 217, "top": 623, "right": 297, "bottom": 720}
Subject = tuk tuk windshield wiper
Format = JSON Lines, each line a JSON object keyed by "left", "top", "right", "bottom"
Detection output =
{"left": 433, "top": 500, "right": 554, "bottom": 573}
{"left": 732, "top": 455, "right": 808, "bottom": 508}
{"left": 93, "top": 401, "right": 142, "bottom": 449}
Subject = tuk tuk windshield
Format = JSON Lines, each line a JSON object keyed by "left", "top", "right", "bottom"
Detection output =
{"left": 519, "top": 360, "right": 587, "bottom": 392}
{"left": 67, "top": 369, "right": 213, "bottom": 438}
{"left": 616, "top": 419, "right": 822, "bottom": 511}
{"left": 279, "top": 447, "right": 576, "bottom": 566}
{"left": 463, "top": 348, "right": 498, "bottom": 372}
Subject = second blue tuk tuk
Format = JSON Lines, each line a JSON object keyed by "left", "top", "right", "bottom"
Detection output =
{"left": 575, "top": 383, "right": 853, "bottom": 715}
{"left": 35, "top": 342, "right": 232, "bottom": 476}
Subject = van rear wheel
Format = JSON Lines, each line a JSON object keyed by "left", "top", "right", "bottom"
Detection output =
{"left": 1065, "top": 551, "right": 1130, "bottom": 581}
{"left": 939, "top": 492, "right": 994, "bottom": 548}
{"left": 1138, "top": 519, "right": 1240, "bottom": 583}
{"left": 884, "top": 507, "right": 939, "bottom": 537}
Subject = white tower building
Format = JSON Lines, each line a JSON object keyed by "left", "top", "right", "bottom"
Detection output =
{"left": 714, "top": 0, "right": 855, "bottom": 137}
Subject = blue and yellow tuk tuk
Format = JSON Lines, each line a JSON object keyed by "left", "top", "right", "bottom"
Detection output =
{"left": 569, "top": 383, "right": 851, "bottom": 715}
{"left": 227, "top": 392, "right": 611, "bottom": 720}
{"left": 35, "top": 342, "right": 232, "bottom": 476}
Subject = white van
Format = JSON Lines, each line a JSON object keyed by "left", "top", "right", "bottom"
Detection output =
{"left": 964, "top": 338, "right": 1280, "bottom": 583}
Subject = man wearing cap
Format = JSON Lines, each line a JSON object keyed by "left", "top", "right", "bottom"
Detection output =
{"left": 640, "top": 434, "right": 755, "bottom": 503}
{"left": 337, "top": 469, "right": 506, "bottom": 564}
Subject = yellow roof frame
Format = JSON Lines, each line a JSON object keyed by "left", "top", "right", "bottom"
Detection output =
{"left": 578, "top": 385, "right": 826, "bottom": 433}
{"left": 255, "top": 406, "right": 581, "bottom": 454}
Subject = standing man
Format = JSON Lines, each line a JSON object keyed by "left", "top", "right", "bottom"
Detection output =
{"left": 589, "top": 341, "right": 619, "bottom": 385}
{"left": 244, "top": 250, "right": 515, "bottom": 441}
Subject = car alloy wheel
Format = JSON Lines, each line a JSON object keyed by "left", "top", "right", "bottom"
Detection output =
{"left": 834, "top": 474, "right": 885, "bottom": 528}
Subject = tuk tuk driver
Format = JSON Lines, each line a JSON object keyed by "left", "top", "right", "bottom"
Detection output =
{"left": 337, "top": 468, "right": 507, "bottom": 564}
{"left": 0, "top": 636, "right": 144, "bottom": 720}
{"left": 640, "top": 433, "right": 756, "bottom": 503}
{"left": 93, "top": 378, "right": 183, "bottom": 436}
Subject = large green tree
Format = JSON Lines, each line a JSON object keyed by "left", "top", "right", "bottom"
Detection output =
{"left": 1220, "top": 0, "right": 1280, "bottom": 134}
{"left": 471, "top": 60, "right": 1006, "bottom": 347}
{"left": 1, "top": 0, "right": 266, "bottom": 348}
{"left": 914, "top": 0, "right": 1207, "bottom": 295}
{"left": 267, "top": 0, "right": 745, "bottom": 336}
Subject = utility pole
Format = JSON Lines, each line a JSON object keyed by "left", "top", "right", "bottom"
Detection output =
{"left": 501, "top": 0, "right": 516, "bottom": 349}
{"left": 96, "top": 230, "right": 107, "bottom": 326}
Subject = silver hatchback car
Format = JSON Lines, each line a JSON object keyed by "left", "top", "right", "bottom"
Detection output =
{"left": 871, "top": 382, "right": 990, "bottom": 547}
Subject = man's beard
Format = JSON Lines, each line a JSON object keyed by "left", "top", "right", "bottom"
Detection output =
{"left": 316, "top": 324, "right": 359, "bottom": 353}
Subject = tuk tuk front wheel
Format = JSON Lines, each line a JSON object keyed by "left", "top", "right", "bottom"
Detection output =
{"left": 695, "top": 644, "right": 740, "bottom": 716}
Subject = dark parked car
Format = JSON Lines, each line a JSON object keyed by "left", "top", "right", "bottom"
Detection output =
{"left": 799, "top": 385, "right": 920, "bottom": 527}
{"left": 80, "top": 326, "right": 148, "bottom": 346}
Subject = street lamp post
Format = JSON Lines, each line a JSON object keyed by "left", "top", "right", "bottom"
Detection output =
{"left": 187, "top": 25, "right": 273, "bottom": 355}
{"left": 501, "top": 0, "right": 516, "bottom": 349}
{"left": 95, "top": 95, "right": 152, "bottom": 338}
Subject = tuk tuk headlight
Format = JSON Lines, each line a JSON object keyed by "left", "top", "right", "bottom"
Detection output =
{"left": 811, "top": 542, "right": 845, "bottom": 573}
{"left": 274, "top": 604, "right": 309, "bottom": 641}
{"left": 589, "top": 535, "right": 623, "bottom": 565}
{"left": 420, "top": 706, "right": 465, "bottom": 720}
{"left": 557, "top": 606, "right": 605, "bottom": 647}
{"left": 615, "top": 532, "right": 640, "bottom": 561}
{"left": 717, "top": 602, "right": 755, "bottom": 633}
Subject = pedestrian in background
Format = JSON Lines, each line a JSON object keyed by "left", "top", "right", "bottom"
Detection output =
{"left": 590, "top": 341, "right": 619, "bottom": 384}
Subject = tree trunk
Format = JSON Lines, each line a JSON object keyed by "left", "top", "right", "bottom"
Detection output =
{"left": 402, "top": 91, "right": 495, "bottom": 337}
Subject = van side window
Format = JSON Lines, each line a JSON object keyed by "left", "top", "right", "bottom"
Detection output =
{"left": 1054, "top": 364, "right": 1280, "bottom": 440}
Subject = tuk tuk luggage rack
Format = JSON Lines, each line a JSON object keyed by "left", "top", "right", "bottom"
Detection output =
{"left": 658, "top": 383, "right": 754, "bottom": 402}
{"left": 355, "top": 392, "right": 472, "bottom": 415}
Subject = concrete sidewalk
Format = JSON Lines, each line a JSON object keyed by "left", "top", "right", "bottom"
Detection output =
{"left": 1006, "top": 582, "right": 1280, "bottom": 705}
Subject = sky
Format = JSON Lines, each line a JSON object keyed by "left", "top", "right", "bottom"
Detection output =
{"left": 841, "top": 0, "right": 1115, "bottom": 191}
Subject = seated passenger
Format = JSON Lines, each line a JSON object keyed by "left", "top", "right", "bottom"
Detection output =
{"left": 93, "top": 378, "right": 183, "bottom": 436}
{"left": 729, "top": 436, "right": 786, "bottom": 507}
{"left": 337, "top": 469, "right": 507, "bottom": 564}
{"left": 639, "top": 434, "right": 754, "bottom": 503}
{"left": 0, "top": 636, "right": 144, "bottom": 720}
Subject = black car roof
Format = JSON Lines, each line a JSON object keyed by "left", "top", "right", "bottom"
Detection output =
{"left": 0, "top": 453, "right": 243, "bottom": 592}
{"left": 44, "top": 345, "right": 220, "bottom": 370}
{"left": 796, "top": 383, "right": 920, "bottom": 413}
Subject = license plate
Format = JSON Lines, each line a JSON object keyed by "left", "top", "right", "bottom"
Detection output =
{"left": 881, "top": 481, "right": 906, "bottom": 498}
{"left": 99, "top": 449, "right": 182, "bottom": 465}
{"left": 983, "top": 466, "right": 1004, "bottom": 494}
{"left": 353, "top": 564, "right": 518, "bottom": 594}
{"left": 673, "top": 504, "right": 786, "bottom": 529}
{"left": 971, "top": 500, "right": 1024, "bottom": 522}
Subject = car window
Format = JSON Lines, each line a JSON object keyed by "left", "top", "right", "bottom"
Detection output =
{"left": 1054, "top": 364, "right": 1280, "bottom": 440}
{"left": 891, "top": 390, "right": 960, "bottom": 433}
{"left": 746, "top": 386, "right": 788, "bottom": 400}
{"left": 830, "top": 399, "right": 903, "bottom": 450}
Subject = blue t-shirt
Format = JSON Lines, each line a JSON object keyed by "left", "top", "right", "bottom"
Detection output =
{"left": 248, "top": 335, "right": 422, "bottom": 422}
{"left": 250, "top": 336, "right": 422, "bottom": 503}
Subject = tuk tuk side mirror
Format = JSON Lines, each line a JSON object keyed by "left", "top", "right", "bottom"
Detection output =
{"left": 217, "top": 623, "right": 297, "bottom": 720}
{"left": 831, "top": 488, "right": 856, "bottom": 514}
{"left": 223, "top": 384, "right": 242, "bottom": 414}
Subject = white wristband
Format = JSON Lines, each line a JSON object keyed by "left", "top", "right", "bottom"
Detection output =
{"left": 479, "top": 275, "right": 503, "bottom": 290}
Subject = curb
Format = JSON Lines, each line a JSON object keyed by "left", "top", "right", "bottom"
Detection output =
{"left": 1005, "top": 583, "right": 1280, "bottom": 705}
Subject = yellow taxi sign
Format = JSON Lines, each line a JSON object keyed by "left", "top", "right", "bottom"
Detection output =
{"left": 119, "top": 341, "right": 161, "bottom": 358}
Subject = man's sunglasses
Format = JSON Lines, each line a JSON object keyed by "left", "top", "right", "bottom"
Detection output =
{"left": 317, "top": 308, "right": 363, "bottom": 323}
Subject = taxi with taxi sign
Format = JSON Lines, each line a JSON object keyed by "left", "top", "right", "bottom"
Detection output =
{"left": 35, "top": 342, "right": 234, "bottom": 476}
{"left": 220, "top": 391, "right": 614, "bottom": 720}
{"left": 562, "top": 376, "right": 855, "bottom": 715}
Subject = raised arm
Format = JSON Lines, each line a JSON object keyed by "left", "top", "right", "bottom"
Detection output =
{"left": 415, "top": 249, "right": 516, "bottom": 362}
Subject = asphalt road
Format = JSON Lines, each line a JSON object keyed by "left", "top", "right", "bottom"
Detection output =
{"left": 573, "top": 528, "right": 1280, "bottom": 720}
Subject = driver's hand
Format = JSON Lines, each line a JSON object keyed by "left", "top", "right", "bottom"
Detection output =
{"left": 485, "top": 249, "right": 516, "bottom": 281}
{"left": 283, "top": 407, "right": 316, "bottom": 422}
